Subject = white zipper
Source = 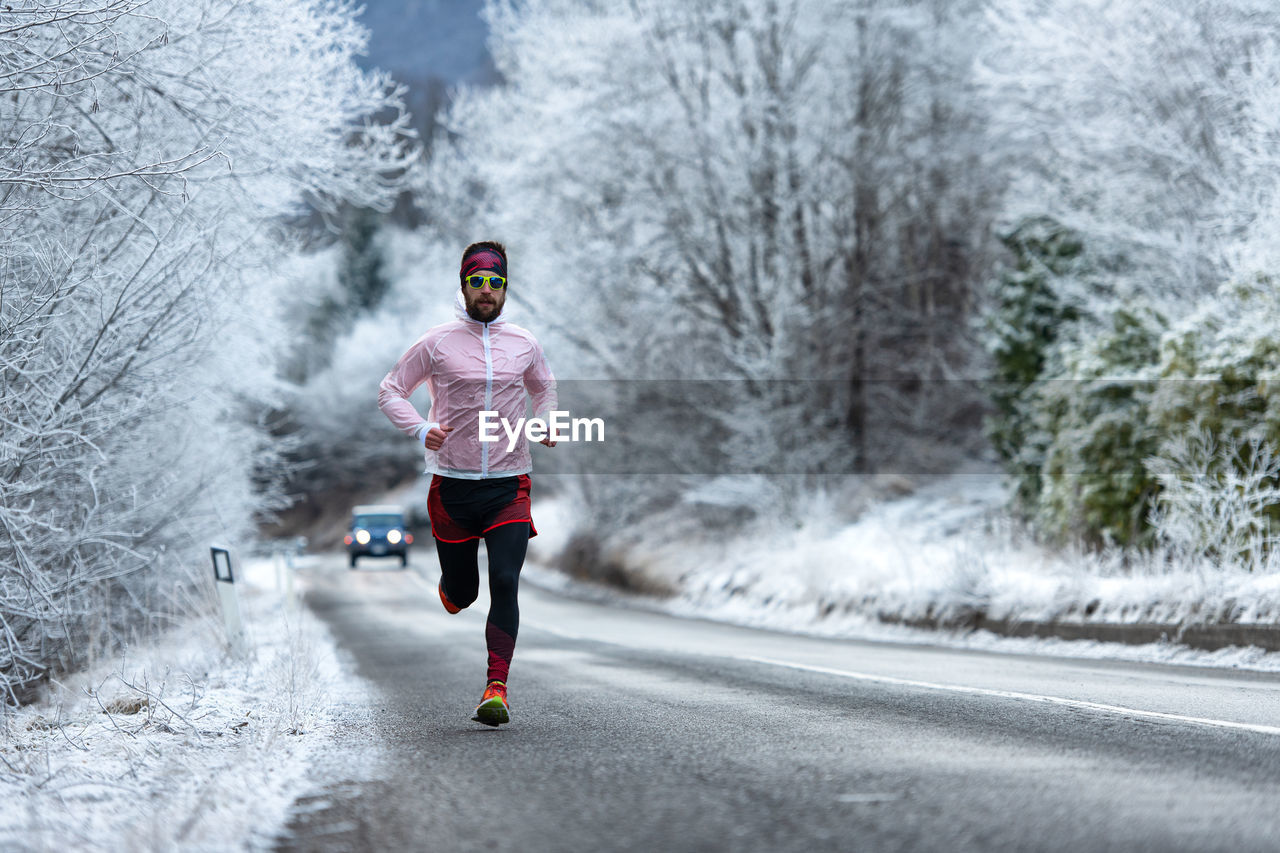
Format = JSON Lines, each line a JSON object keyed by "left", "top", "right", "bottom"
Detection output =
{"left": 481, "top": 322, "right": 494, "bottom": 477}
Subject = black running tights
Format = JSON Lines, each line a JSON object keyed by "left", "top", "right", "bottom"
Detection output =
{"left": 434, "top": 522, "right": 529, "bottom": 684}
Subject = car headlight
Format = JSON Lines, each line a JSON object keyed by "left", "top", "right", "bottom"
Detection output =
{"left": 387, "top": 529, "right": 402, "bottom": 544}
{"left": 355, "top": 529, "right": 371, "bottom": 545}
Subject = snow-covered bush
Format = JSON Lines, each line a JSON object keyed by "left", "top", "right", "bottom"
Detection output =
{"left": 0, "top": 1, "right": 413, "bottom": 701}
{"left": 1028, "top": 307, "right": 1165, "bottom": 547}
{"left": 981, "top": 1, "right": 1280, "bottom": 554}
{"left": 998, "top": 276, "right": 1280, "bottom": 554}
{"left": 1144, "top": 278, "right": 1280, "bottom": 567}
{"left": 1150, "top": 277, "right": 1280, "bottom": 443}
{"left": 1148, "top": 429, "right": 1280, "bottom": 570}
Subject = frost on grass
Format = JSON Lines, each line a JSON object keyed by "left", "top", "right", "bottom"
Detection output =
{"left": 0, "top": 559, "right": 345, "bottom": 852}
{"left": 536, "top": 466, "right": 1280, "bottom": 670}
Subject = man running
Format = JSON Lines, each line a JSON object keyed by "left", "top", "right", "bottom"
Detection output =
{"left": 378, "top": 241, "right": 556, "bottom": 726}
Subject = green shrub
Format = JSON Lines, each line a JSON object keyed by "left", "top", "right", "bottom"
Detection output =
{"left": 1030, "top": 307, "right": 1165, "bottom": 547}
{"left": 997, "top": 273, "right": 1280, "bottom": 552}
{"left": 984, "top": 217, "right": 1083, "bottom": 509}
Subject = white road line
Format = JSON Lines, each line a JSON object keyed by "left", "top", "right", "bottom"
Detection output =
{"left": 739, "top": 656, "right": 1280, "bottom": 737}
{"left": 526, "top": 619, "right": 591, "bottom": 642}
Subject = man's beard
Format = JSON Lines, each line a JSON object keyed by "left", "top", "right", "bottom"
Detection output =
{"left": 466, "top": 298, "right": 501, "bottom": 322}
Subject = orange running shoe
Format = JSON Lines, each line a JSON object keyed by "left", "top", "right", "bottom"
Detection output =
{"left": 438, "top": 579, "right": 461, "bottom": 614}
{"left": 472, "top": 680, "right": 510, "bottom": 727}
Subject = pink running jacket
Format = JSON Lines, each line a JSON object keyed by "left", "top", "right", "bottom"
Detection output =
{"left": 378, "top": 292, "right": 557, "bottom": 479}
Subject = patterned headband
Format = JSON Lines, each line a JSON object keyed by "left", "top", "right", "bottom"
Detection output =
{"left": 461, "top": 248, "right": 507, "bottom": 280}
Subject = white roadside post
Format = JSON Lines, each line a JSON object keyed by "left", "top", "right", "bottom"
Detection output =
{"left": 285, "top": 536, "right": 304, "bottom": 611}
{"left": 274, "top": 547, "right": 285, "bottom": 593}
{"left": 210, "top": 545, "right": 246, "bottom": 656}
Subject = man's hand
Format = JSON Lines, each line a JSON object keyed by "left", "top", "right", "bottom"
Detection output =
{"left": 539, "top": 436, "right": 556, "bottom": 447}
{"left": 425, "top": 425, "right": 453, "bottom": 451}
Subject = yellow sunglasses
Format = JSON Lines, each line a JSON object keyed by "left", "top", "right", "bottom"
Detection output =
{"left": 465, "top": 274, "right": 507, "bottom": 290}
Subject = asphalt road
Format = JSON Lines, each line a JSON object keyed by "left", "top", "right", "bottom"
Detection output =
{"left": 273, "top": 554, "right": 1280, "bottom": 852}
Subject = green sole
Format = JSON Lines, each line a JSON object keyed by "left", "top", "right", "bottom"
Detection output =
{"left": 472, "top": 698, "right": 510, "bottom": 727}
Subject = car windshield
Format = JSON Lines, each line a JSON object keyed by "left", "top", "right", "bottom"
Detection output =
{"left": 354, "top": 514, "right": 402, "bottom": 528}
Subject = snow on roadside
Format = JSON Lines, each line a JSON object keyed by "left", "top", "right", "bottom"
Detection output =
{"left": 525, "top": 467, "right": 1280, "bottom": 673}
{"left": 0, "top": 555, "right": 374, "bottom": 852}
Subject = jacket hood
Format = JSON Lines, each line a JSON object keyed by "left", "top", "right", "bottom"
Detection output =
{"left": 454, "top": 288, "right": 507, "bottom": 327}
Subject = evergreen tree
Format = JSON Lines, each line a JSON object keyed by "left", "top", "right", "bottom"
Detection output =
{"left": 984, "top": 217, "right": 1082, "bottom": 508}
{"left": 339, "top": 206, "right": 391, "bottom": 313}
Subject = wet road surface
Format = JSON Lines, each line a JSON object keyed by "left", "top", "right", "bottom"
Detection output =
{"left": 273, "top": 556, "right": 1280, "bottom": 852}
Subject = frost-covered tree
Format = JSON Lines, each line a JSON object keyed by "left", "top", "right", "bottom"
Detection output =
{"left": 429, "top": 0, "right": 999, "bottom": 497}
{"left": 282, "top": 206, "right": 394, "bottom": 385}
{"left": 981, "top": 1, "right": 1280, "bottom": 549}
{"left": 984, "top": 218, "right": 1083, "bottom": 507}
{"left": 265, "top": 225, "right": 473, "bottom": 543}
{"left": 339, "top": 207, "right": 392, "bottom": 314}
{"left": 982, "top": 0, "right": 1280, "bottom": 311}
{"left": 0, "top": 0, "right": 413, "bottom": 700}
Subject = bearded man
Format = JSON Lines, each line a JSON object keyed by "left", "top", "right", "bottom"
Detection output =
{"left": 378, "top": 240, "right": 556, "bottom": 726}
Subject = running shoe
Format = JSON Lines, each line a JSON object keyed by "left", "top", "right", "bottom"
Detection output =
{"left": 472, "top": 680, "right": 510, "bottom": 727}
{"left": 438, "top": 579, "right": 461, "bottom": 614}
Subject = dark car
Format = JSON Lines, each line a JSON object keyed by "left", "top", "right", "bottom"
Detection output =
{"left": 345, "top": 504, "right": 413, "bottom": 568}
